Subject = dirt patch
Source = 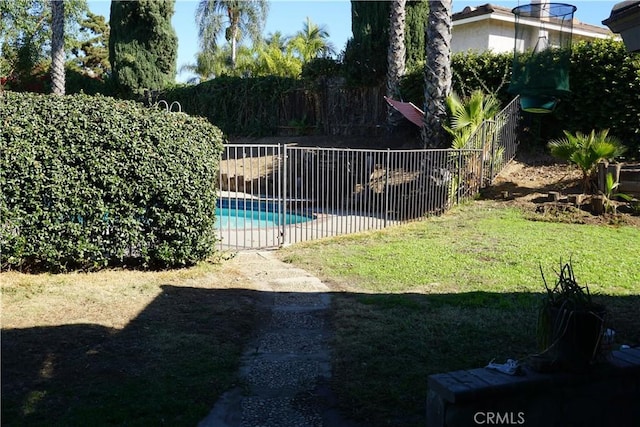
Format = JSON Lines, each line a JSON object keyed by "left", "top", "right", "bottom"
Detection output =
{"left": 228, "top": 136, "right": 640, "bottom": 227}
{"left": 479, "top": 151, "right": 640, "bottom": 227}
{"left": 483, "top": 152, "right": 583, "bottom": 200}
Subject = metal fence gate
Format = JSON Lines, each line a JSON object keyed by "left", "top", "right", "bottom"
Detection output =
{"left": 216, "top": 98, "right": 520, "bottom": 250}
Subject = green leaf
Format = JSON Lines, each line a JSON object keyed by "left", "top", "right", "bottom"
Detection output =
{"left": 1, "top": 92, "right": 224, "bottom": 272}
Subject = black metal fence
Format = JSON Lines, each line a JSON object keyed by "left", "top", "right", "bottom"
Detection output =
{"left": 216, "top": 97, "right": 520, "bottom": 250}
{"left": 461, "top": 96, "right": 521, "bottom": 185}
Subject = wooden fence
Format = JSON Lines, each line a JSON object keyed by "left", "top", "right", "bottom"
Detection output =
{"left": 278, "top": 79, "right": 388, "bottom": 137}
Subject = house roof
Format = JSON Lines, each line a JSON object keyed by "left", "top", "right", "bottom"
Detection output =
{"left": 452, "top": 3, "right": 614, "bottom": 38}
{"left": 452, "top": 3, "right": 514, "bottom": 21}
{"left": 602, "top": 1, "right": 640, "bottom": 30}
{"left": 602, "top": 1, "right": 640, "bottom": 51}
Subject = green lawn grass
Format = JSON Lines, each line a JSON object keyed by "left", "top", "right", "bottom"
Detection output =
{"left": 278, "top": 201, "right": 640, "bottom": 426}
{"left": 4, "top": 201, "right": 638, "bottom": 427}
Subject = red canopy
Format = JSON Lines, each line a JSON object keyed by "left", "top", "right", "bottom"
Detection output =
{"left": 384, "top": 96, "right": 424, "bottom": 127}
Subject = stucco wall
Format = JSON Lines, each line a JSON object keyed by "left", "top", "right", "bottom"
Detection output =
{"left": 453, "top": 16, "right": 615, "bottom": 54}
{"left": 452, "top": 20, "right": 491, "bottom": 53}
{"left": 453, "top": 19, "right": 520, "bottom": 53}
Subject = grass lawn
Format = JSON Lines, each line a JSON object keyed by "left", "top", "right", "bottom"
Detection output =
{"left": 278, "top": 200, "right": 640, "bottom": 427}
{"left": 1, "top": 260, "right": 266, "bottom": 426}
{"left": 3, "top": 200, "right": 638, "bottom": 426}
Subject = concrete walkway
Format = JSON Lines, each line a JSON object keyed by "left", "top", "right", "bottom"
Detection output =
{"left": 198, "top": 250, "right": 360, "bottom": 427}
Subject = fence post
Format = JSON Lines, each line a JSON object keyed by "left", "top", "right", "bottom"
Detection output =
{"left": 457, "top": 150, "right": 464, "bottom": 206}
{"left": 384, "top": 148, "right": 390, "bottom": 227}
{"left": 280, "top": 144, "right": 287, "bottom": 247}
{"left": 489, "top": 120, "right": 497, "bottom": 184}
{"left": 480, "top": 122, "right": 487, "bottom": 187}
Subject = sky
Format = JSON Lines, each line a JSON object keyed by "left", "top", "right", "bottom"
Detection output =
{"left": 87, "top": 0, "right": 620, "bottom": 83}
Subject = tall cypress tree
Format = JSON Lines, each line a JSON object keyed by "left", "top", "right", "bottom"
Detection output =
{"left": 109, "top": 0, "right": 177, "bottom": 98}
{"left": 344, "top": 0, "right": 428, "bottom": 86}
{"left": 405, "top": 0, "right": 428, "bottom": 70}
{"left": 344, "top": 0, "right": 390, "bottom": 86}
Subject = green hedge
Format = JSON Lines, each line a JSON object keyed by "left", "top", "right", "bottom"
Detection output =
{"left": 1, "top": 92, "right": 224, "bottom": 271}
{"left": 552, "top": 39, "right": 640, "bottom": 157}
{"left": 404, "top": 40, "right": 640, "bottom": 156}
{"left": 400, "top": 51, "right": 514, "bottom": 107}
{"left": 163, "top": 76, "right": 300, "bottom": 136}
{"left": 160, "top": 39, "right": 638, "bottom": 156}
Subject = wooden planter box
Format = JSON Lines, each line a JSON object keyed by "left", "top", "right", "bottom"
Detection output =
{"left": 597, "top": 162, "right": 640, "bottom": 197}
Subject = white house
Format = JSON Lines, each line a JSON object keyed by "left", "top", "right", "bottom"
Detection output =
{"left": 452, "top": 3, "right": 618, "bottom": 54}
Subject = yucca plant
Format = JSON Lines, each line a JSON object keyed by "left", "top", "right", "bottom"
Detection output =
{"left": 537, "top": 260, "right": 607, "bottom": 372}
{"left": 548, "top": 129, "right": 626, "bottom": 194}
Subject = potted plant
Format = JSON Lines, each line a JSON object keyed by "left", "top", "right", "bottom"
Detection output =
{"left": 535, "top": 260, "right": 607, "bottom": 372}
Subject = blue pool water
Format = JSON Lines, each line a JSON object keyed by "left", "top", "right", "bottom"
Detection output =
{"left": 215, "top": 200, "right": 312, "bottom": 229}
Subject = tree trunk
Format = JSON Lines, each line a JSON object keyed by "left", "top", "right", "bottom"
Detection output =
{"left": 230, "top": 11, "right": 240, "bottom": 69}
{"left": 51, "top": 0, "right": 65, "bottom": 95}
{"left": 386, "top": 0, "right": 407, "bottom": 128}
{"left": 230, "top": 26, "right": 238, "bottom": 68}
{"left": 421, "top": 0, "right": 452, "bottom": 148}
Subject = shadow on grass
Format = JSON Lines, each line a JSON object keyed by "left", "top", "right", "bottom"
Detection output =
{"left": 3, "top": 289, "right": 639, "bottom": 427}
{"left": 329, "top": 291, "right": 640, "bottom": 427}
{"left": 1, "top": 285, "right": 264, "bottom": 426}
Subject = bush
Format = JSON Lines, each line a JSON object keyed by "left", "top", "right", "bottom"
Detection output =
{"left": 400, "top": 51, "right": 513, "bottom": 109}
{"left": 1, "top": 92, "right": 224, "bottom": 272}
{"left": 163, "top": 76, "right": 299, "bottom": 136}
{"left": 65, "top": 68, "right": 113, "bottom": 96}
{"left": 400, "top": 40, "right": 640, "bottom": 157}
{"left": 301, "top": 58, "right": 342, "bottom": 83}
{"left": 554, "top": 39, "right": 640, "bottom": 158}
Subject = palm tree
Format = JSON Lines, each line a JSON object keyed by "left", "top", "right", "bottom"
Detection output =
{"left": 386, "top": 0, "right": 406, "bottom": 127}
{"left": 548, "top": 129, "right": 627, "bottom": 194}
{"left": 443, "top": 90, "right": 500, "bottom": 149}
{"left": 196, "top": 0, "right": 268, "bottom": 69}
{"left": 264, "top": 31, "right": 290, "bottom": 53}
{"left": 179, "top": 51, "right": 222, "bottom": 83}
{"left": 421, "top": 0, "right": 452, "bottom": 148}
{"left": 288, "top": 17, "right": 335, "bottom": 63}
{"left": 50, "top": 0, "right": 65, "bottom": 95}
{"left": 253, "top": 32, "right": 302, "bottom": 77}
{"left": 181, "top": 43, "right": 260, "bottom": 82}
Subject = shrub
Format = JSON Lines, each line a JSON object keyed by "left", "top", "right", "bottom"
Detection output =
{"left": 400, "top": 40, "right": 639, "bottom": 157}
{"left": 554, "top": 39, "right": 640, "bottom": 158}
{"left": 400, "top": 51, "right": 513, "bottom": 108}
{"left": 1, "top": 92, "right": 224, "bottom": 272}
{"left": 65, "top": 68, "right": 113, "bottom": 96}
{"left": 301, "top": 58, "right": 342, "bottom": 83}
{"left": 548, "top": 128, "right": 626, "bottom": 193}
{"left": 163, "top": 76, "right": 299, "bottom": 136}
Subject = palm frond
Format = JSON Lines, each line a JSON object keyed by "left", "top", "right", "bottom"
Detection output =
{"left": 548, "top": 128, "right": 627, "bottom": 193}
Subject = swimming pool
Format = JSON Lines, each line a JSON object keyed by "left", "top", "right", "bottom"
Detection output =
{"left": 215, "top": 199, "right": 313, "bottom": 229}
